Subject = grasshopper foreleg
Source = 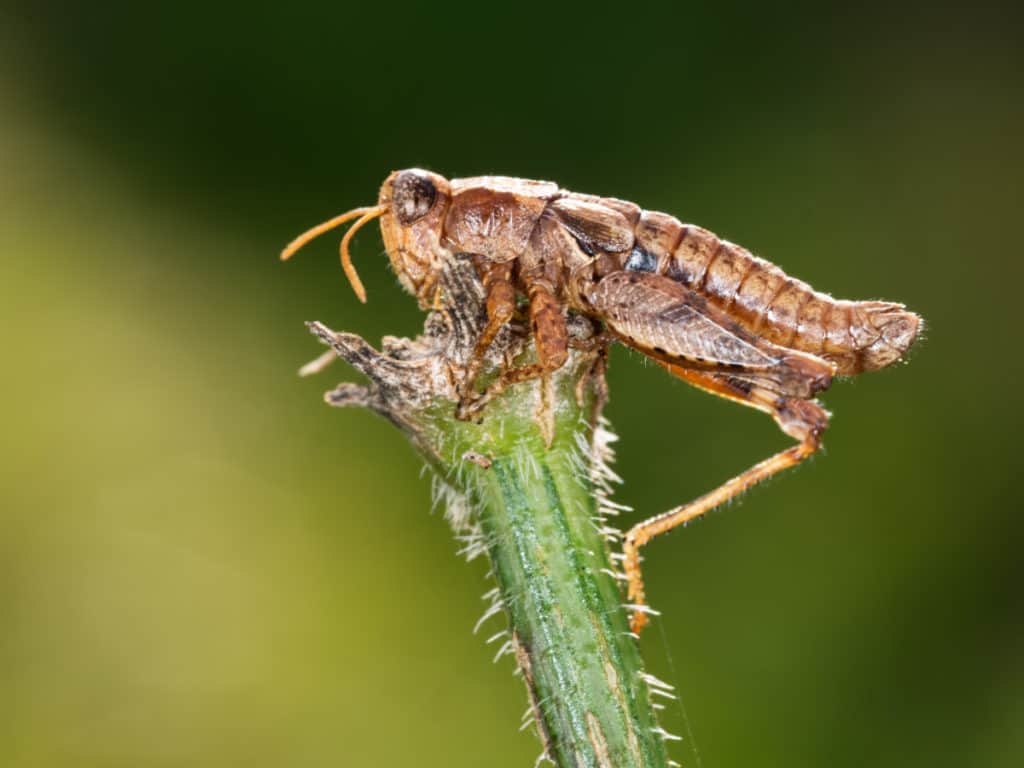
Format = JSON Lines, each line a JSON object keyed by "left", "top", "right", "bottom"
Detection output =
{"left": 457, "top": 279, "right": 569, "bottom": 420}
{"left": 456, "top": 260, "right": 516, "bottom": 419}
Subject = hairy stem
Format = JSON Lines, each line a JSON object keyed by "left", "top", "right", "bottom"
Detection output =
{"left": 431, "top": 393, "right": 671, "bottom": 766}
{"left": 300, "top": 259, "right": 674, "bottom": 767}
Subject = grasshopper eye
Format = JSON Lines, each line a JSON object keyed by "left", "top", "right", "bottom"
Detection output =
{"left": 393, "top": 170, "right": 438, "bottom": 224}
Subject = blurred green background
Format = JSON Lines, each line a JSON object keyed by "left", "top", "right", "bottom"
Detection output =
{"left": 1, "top": 2, "right": 1021, "bottom": 766}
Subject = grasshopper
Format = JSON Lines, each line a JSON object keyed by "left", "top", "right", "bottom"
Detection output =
{"left": 282, "top": 169, "right": 922, "bottom": 633}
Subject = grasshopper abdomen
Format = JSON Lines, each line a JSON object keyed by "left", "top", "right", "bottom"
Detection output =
{"left": 629, "top": 211, "right": 919, "bottom": 375}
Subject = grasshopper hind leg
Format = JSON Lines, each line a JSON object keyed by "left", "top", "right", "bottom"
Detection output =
{"left": 622, "top": 367, "right": 829, "bottom": 634}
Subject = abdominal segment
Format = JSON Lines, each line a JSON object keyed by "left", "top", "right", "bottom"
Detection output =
{"left": 618, "top": 208, "right": 921, "bottom": 375}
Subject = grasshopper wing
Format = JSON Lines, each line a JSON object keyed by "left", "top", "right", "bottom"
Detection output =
{"left": 549, "top": 198, "right": 635, "bottom": 254}
{"left": 587, "top": 271, "right": 833, "bottom": 399}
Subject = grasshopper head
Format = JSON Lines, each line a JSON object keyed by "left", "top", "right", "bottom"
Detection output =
{"left": 377, "top": 169, "right": 451, "bottom": 306}
{"left": 280, "top": 168, "right": 450, "bottom": 306}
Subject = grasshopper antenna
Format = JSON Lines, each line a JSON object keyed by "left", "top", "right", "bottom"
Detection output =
{"left": 337, "top": 206, "right": 386, "bottom": 303}
{"left": 280, "top": 204, "right": 387, "bottom": 303}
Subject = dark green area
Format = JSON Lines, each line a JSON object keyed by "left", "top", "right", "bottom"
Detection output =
{"left": 1, "top": 2, "right": 1021, "bottom": 766}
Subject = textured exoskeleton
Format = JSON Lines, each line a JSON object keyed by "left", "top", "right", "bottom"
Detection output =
{"left": 283, "top": 169, "right": 923, "bottom": 633}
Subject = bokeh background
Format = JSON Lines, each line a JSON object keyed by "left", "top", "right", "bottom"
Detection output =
{"left": 1, "top": 3, "right": 1021, "bottom": 766}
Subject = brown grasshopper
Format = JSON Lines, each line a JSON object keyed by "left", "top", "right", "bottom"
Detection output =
{"left": 282, "top": 169, "right": 922, "bottom": 634}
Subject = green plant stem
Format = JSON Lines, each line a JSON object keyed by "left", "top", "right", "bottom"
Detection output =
{"left": 303, "top": 258, "right": 673, "bottom": 767}
{"left": 424, "top": 386, "right": 671, "bottom": 767}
